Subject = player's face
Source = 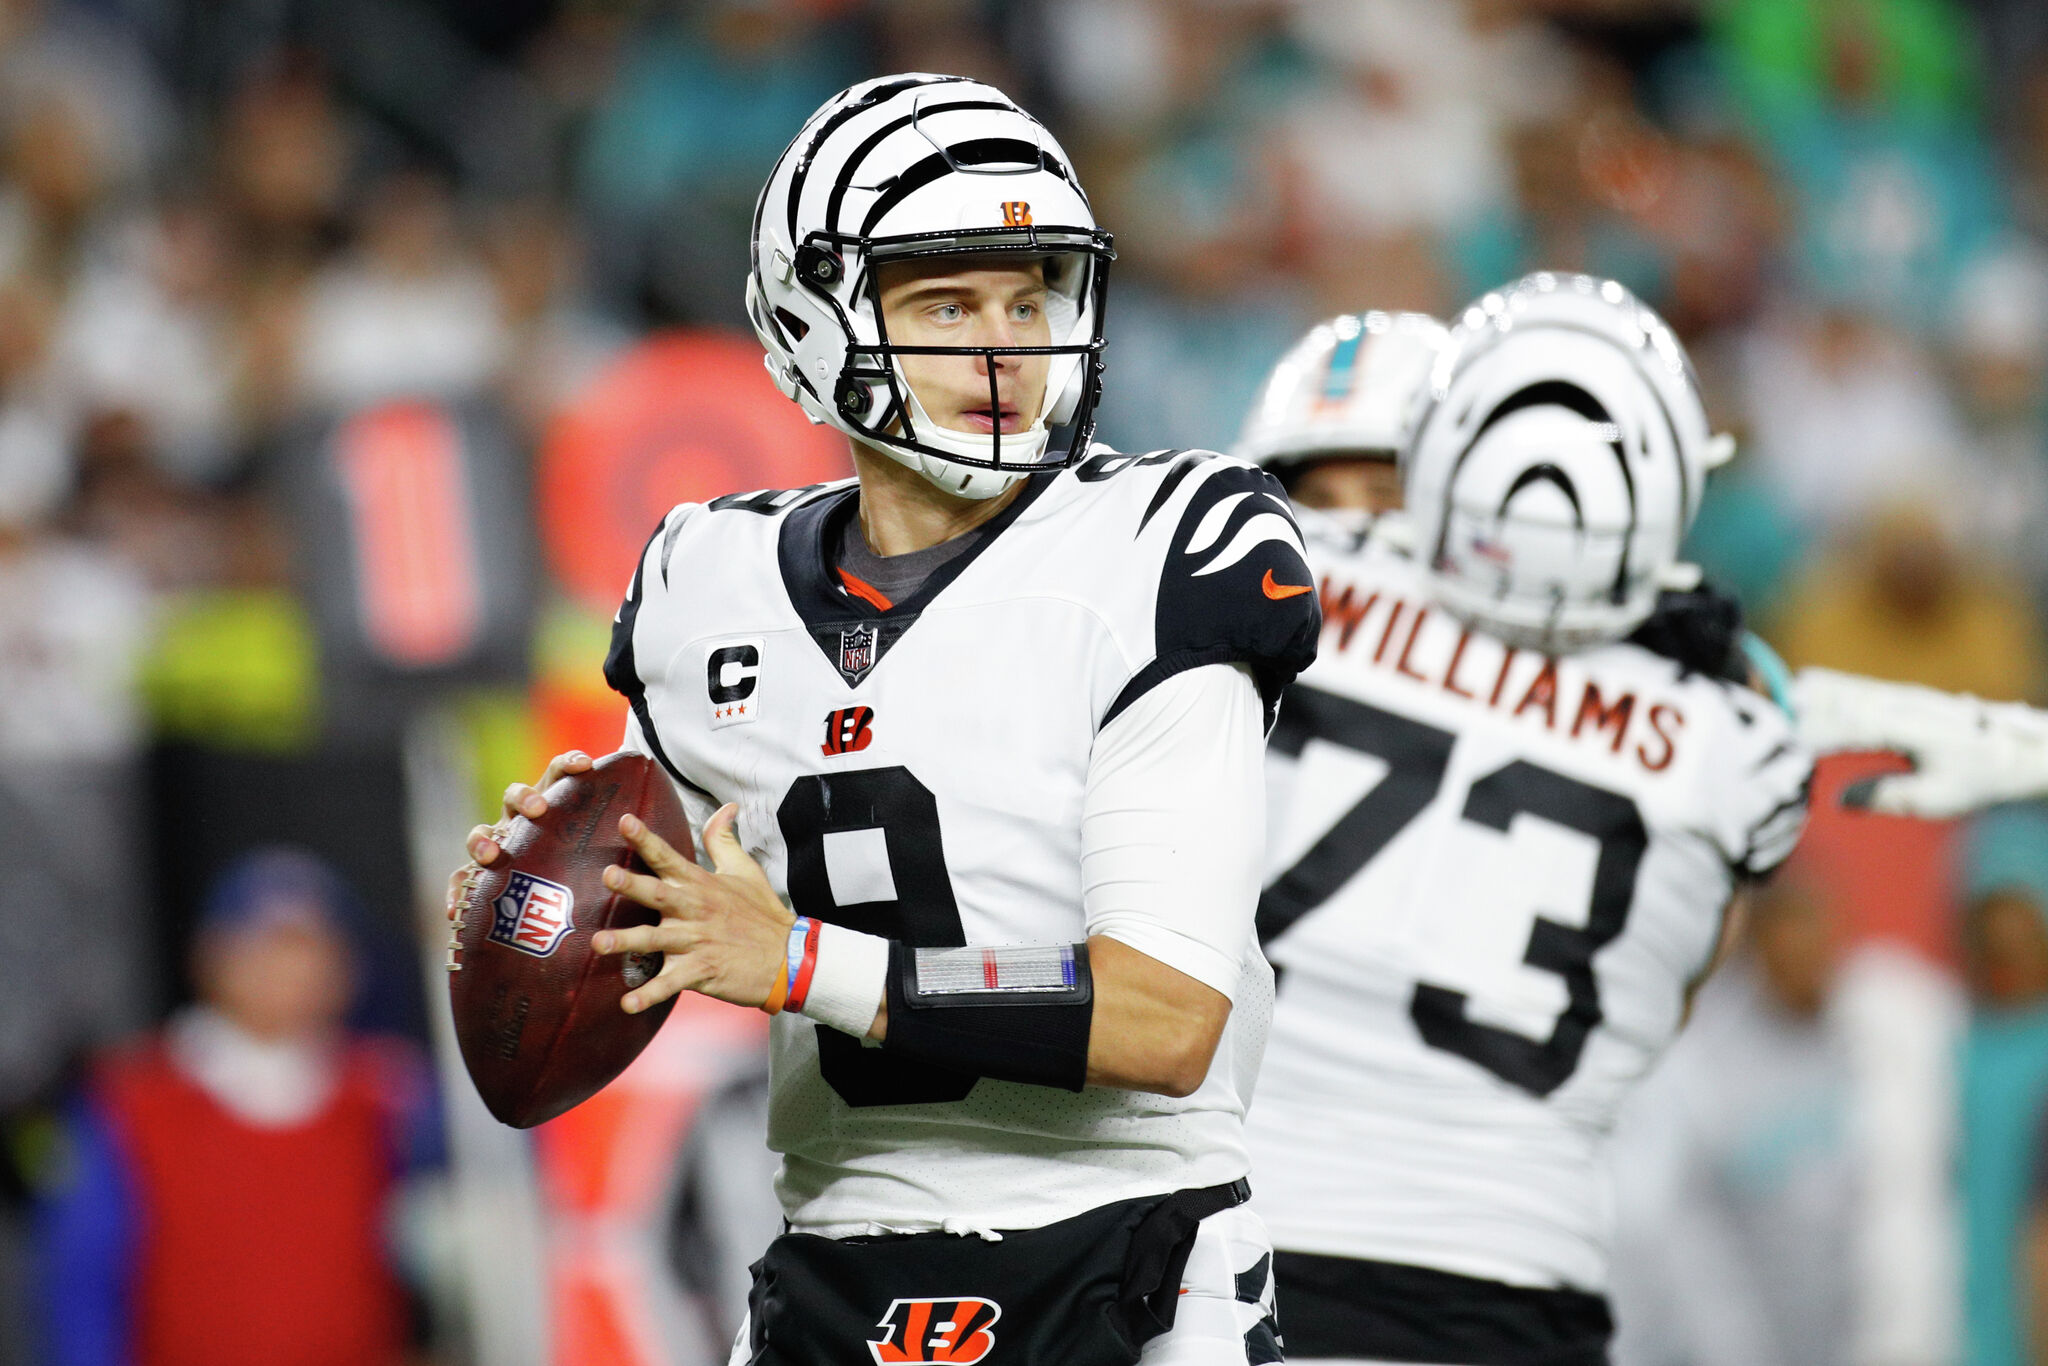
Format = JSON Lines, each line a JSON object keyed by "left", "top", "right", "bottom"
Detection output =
{"left": 876, "top": 255, "right": 1052, "bottom": 437}
{"left": 1290, "top": 454, "right": 1404, "bottom": 516}
{"left": 1748, "top": 888, "right": 1835, "bottom": 1018}
{"left": 1965, "top": 889, "right": 2048, "bottom": 1008}
{"left": 199, "top": 913, "right": 354, "bottom": 1041}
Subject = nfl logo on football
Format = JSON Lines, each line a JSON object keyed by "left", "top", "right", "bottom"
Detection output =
{"left": 489, "top": 871, "right": 576, "bottom": 958}
{"left": 840, "top": 624, "right": 877, "bottom": 681}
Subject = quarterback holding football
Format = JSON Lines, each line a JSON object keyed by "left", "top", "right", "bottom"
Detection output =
{"left": 457, "top": 74, "right": 1315, "bottom": 1366}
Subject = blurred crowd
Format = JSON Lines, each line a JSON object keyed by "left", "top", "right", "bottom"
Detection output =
{"left": 5, "top": 0, "right": 2048, "bottom": 1363}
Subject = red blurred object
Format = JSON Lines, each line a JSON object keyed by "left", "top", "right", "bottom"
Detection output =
{"left": 334, "top": 401, "right": 483, "bottom": 667}
{"left": 539, "top": 331, "right": 850, "bottom": 613}
{"left": 1787, "top": 752, "right": 1962, "bottom": 965}
{"left": 99, "top": 1040, "right": 411, "bottom": 1366}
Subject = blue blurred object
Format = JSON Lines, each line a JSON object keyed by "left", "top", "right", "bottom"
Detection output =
{"left": 1767, "top": 109, "right": 2004, "bottom": 327}
{"left": 196, "top": 845, "right": 359, "bottom": 942}
{"left": 1961, "top": 1004, "right": 2048, "bottom": 1366}
{"left": 1684, "top": 467, "right": 1810, "bottom": 627}
{"left": 1960, "top": 803, "right": 2048, "bottom": 1366}
{"left": 1963, "top": 803, "right": 2048, "bottom": 908}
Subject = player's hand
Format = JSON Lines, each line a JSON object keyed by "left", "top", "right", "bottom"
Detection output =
{"left": 445, "top": 750, "right": 596, "bottom": 923}
{"left": 591, "top": 803, "right": 795, "bottom": 1014}
{"left": 1795, "top": 669, "right": 2048, "bottom": 819}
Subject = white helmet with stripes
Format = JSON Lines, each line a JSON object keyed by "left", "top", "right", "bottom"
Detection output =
{"left": 1403, "top": 273, "right": 1736, "bottom": 652}
{"left": 1235, "top": 311, "right": 1449, "bottom": 470}
{"left": 747, "top": 73, "right": 1114, "bottom": 500}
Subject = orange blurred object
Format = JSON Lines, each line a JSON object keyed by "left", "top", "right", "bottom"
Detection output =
{"left": 539, "top": 331, "right": 850, "bottom": 614}
{"left": 534, "top": 994, "right": 770, "bottom": 1366}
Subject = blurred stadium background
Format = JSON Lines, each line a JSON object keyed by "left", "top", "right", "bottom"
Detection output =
{"left": 3, "top": 0, "right": 2048, "bottom": 1363}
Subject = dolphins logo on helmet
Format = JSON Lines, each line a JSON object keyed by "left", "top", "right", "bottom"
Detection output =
{"left": 1235, "top": 311, "right": 1449, "bottom": 472}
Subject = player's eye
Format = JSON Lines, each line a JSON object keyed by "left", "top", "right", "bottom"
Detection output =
{"left": 931, "top": 302, "right": 965, "bottom": 324}
{"left": 1011, "top": 301, "right": 1039, "bottom": 324}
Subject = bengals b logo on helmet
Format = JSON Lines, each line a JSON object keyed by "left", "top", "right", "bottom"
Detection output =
{"left": 1000, "top": 201, "right": 1032, "bottom": 226}
{"left": 867, "top": 1297, "right": 1002, "bottom": 1364}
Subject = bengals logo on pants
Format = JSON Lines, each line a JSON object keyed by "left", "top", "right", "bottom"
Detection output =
{"left": 867, "top": 1297, "right": 1001, "bottom": 1364}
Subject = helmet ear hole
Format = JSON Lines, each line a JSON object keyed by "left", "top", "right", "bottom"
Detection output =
{"left": 773, "top": 307, "right": 811, "bottom": 344}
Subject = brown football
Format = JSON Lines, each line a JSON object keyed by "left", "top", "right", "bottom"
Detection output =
{"left": 448, "top": 751, "right": 691, "bottom": 1128}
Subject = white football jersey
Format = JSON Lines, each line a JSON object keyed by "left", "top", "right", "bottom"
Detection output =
{"left": 605, "top": 449, "right": 1320, "bottom": 1238}
{"left": 1249, "top": 529, "right": 1811, "bottom": 1292}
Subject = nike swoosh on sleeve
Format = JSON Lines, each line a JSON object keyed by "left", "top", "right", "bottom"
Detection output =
{"left": 1261, "top": 569, "right": 1313, "bottom": 600}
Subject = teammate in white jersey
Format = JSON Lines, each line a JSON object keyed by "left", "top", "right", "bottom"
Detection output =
{"left": 1244, "top": 276, "right": 1807, "bottom": 1366}
{"left": 454, "top": 75, "right": 1316, "bottom": 1365}
{"left": 1233, "top": 310, "right": 1447, "bottom": 533}
{"left": 1241, "top": 277, "right": 2048, "bottom": 1366}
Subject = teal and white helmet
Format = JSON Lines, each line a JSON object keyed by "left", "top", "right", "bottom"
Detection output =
{"left": 1234, "top": 312, "right": 1449, "bottom": 471}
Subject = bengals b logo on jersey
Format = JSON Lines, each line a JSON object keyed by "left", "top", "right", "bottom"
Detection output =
{"left": 867, "top": 1297, "right": 1001, "bottom": 1364}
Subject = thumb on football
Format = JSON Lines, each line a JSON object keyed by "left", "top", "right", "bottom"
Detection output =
{"left": 703, "top": 803, "right": 766, "bottom": 881}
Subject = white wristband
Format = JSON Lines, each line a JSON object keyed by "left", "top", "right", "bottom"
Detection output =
{"left": 798, "top": 922, "right": 891, "bottom": 1038}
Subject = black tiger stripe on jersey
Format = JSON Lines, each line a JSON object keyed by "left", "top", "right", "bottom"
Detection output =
{"left": 1105, "top": 460, "right": 1319, "bottom": 729}
{"left": 1136, "top": 451, "right": 1202, "bottom": 534}
{"left": 606, "top": 514, "right": 714, "bottom": 802}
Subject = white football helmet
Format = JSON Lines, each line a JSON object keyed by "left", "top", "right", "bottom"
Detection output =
{"left": 1403, "top": 273, "right": 1736, "bottom": 652}
{"left": 747, "top": 73, "right": 1114, "bottom": 500}
{"left": 1234, "top": 311, "right": 1449, "bottom": 469}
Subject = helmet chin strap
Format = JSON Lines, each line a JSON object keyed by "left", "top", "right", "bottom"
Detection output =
{"left": 873, "top": 371, "right": 1052, "bottom": 501}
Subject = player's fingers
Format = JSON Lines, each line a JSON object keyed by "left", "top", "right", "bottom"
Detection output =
{"left": 536, "top": 749, "right": 594, "bottom": 790}
{"left": 622, "top": 953, "right": 700, "bottom": 1014}
{"left": 445, "top": 863, "right": 477, "bottom": 921}
{"left": 618, "top": 812, "right": 702, "bottom": 883}
{"left": 601, "top": 863, "right": 687, "bottom": 914}
{"left": 702, "top": 804, "right": 763, "bottom": 881}
{"left": 592, "top": 920, "right": 688, "bottom": 957}
{"left": 502, "top": 782, "right": 547, "bottom": 822}
{"left": 465, "top": 824, "right": 502, "bottom": 866}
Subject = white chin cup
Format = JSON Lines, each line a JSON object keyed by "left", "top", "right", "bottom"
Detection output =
{"left": 874, "top": 373, "right": 1051, "bottom": 500}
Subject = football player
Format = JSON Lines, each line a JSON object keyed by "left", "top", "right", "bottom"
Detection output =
{"left": 1246, "top": 275, "right": 1803, "bottom": 1366}
{"left": 454, "top": 75, "right": 1317, "bottom": 1365}
{"left": 1244, "top": 275, "right": 2048, "bottom": 1366}
{"left": 1233, "top": 310, "right": 1448, "bottom": 532}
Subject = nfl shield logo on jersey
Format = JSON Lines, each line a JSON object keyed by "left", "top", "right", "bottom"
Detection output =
{"left": 840, "top": 624, "right": 878, "bottom": 682}
{"left": 488, "top": 871, "right": 575, "bottom": 958}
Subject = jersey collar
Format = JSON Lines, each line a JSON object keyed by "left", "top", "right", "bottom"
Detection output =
{"left": 777, "top": 473, "right": 1055, "bottom": 687}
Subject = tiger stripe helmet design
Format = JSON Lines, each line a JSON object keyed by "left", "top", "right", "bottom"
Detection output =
{"left": 1234, "top": 311, "right": 1449, "bottom": 471}
{"left": 747, "top": 73, "right": 1115, "bottom": 500}
{"left": 1402, "top": 274, "right": 1736, "bottom": 653}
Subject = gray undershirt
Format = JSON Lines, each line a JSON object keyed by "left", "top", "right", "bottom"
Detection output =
{"left": 832, "top": 506, "right": 991, "bottom": 607}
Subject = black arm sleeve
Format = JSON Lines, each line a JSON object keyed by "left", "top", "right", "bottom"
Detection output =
{"left": 880, "top": 941, "right": 1094, "bottom": 1092}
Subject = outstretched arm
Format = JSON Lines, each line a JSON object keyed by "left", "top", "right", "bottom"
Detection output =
{"left": 1790, "top": 666, "right": 2048, "bottom": 819}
